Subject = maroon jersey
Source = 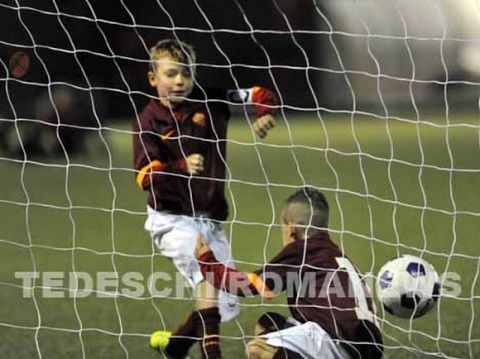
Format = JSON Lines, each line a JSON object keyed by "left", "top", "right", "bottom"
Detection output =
{"left": 198, "top": 232, "right": 383, "bottom": 358}
{"left": 133, "top": 87, "right": 276, "bottom": 220}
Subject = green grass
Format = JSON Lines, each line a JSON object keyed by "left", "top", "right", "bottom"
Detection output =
{"left": 1, "top": 112, "right": 480, "bottom": 358}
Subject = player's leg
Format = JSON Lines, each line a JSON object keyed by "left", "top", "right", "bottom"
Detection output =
{"left": 255, "top": 312, "right": 290, "bottom": 336}
{"left": 146, "top": 211, "right": 200, "bottom": 357}
{"left": 175, "top": 218, "right": 239, "bottom": 358}
{"left": 194, "top": 279, "right": 222, "bottom": 359}
{"left": 150, "top": 282, "right": 220, "bottom": 359}
{"left": 203, "top": 221, "right": 239, "bottom": 322}
{"left": 248, "top": 312, "right": 301, "bottom": 359}
{"left": 262, "top": 321, "right": 351, "bottom": 358}
{"left": 151, "top": 304, "right": 221, "bottom": 359}
{"left": 146, "top": 210, "right": 224, "bottom": 358}
{"left": 247, "top": 338, "right": 278, "bottom": 359}
{"left": 191, "top": 218, "right": 241, "bottom": 358}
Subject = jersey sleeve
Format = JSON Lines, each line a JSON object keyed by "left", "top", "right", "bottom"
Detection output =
{"left": 226, "top": 87, "right": 278, "bottom": 117}
{"left": 198, "top": 250, "right": 274, "bottom": 298}
{"left": 132, "top": 115, "right": 187, "bottom": 190}
{"left": 198, "top": 241, "right": 301, "bottom": 298}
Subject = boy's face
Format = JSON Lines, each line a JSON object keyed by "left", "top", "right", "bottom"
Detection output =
{"left": 280, "top": 208, "right": 296, "bottom": 247}
{"left": 148, "top": 55, "right": 194, "bottom": 108}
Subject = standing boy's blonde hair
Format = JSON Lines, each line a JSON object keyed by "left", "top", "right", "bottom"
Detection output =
{"left": 149, "top": 39, "right": 196, "bottom": 71}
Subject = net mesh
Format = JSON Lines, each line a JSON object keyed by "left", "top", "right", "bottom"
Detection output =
{"left": 1, "top": 0, "right": 479, "bottom": 358}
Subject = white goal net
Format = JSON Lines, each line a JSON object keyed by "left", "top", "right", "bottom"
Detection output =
{"left": 0, "top": 0, "right": 479, "bottom": 358}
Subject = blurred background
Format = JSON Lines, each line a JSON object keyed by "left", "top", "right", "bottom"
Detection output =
{"left": 1, "top": 0, "right": 480, "bottom": 156}
{"left": 1, "top": 0, "right": 480, "bottom": 358}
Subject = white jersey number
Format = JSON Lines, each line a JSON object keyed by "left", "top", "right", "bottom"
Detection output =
{"left": 335, "top": 257, "right": 378, "bottom": 325}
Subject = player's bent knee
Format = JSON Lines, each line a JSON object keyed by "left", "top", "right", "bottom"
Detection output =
{"left": 256, "top": 312, "right": 287, "bottom": 335}
{"left": 247, "top": 338, "right": 277, "bottom": 359}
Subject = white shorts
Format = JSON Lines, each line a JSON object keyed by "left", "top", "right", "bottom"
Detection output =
{"left": 145, "top": 207, "right": 240, "bottom": 322}
{"left": 262, "top": 320, "right": 351, "bottom": 359}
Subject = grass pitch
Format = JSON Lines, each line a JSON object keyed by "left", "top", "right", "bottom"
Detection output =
{"left": 0, "top": 112, "right": 479, "bottom": 358}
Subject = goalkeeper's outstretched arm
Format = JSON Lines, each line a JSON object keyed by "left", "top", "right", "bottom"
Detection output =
{"left": 195, "top": 235, "right": 297, "bottom": 299}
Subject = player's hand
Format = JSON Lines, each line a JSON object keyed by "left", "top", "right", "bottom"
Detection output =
{"left": 253, "top": 114, "right": 276, "bottom": 139}
{"left": 186, "top": 153, "right": 204, "bottom": 175}
{"left": 195, "top": 235, "right": 210, "bottom": 259}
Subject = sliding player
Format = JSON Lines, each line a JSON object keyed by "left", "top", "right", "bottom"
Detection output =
{"left": 196, "top": 188, "right": 383, "bottom": 358}
{"left": 133, "top": 38, "right": 277, "bottom": 358}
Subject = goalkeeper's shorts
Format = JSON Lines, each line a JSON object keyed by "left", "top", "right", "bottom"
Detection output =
{"left": 144, "top": 206, "right": 239, "bottom": 322}
{"left": 262, "top": 320, "right": 351, "bottom": 359}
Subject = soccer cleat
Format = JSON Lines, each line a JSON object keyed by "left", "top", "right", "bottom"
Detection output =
{"left": 149, "top": 330, "right": 191, "bottom": 359}
{"left": 149, "top": 330, "right": 172, "bottom": 351}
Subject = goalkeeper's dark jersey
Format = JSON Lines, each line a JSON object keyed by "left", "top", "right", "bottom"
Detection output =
{"left": 199, "top": 232, "right": 384, "bottom": 358}
{"left": 133, "top": 87, "right": 276, "bottom": 220}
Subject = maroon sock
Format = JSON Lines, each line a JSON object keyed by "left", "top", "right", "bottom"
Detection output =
{"left": 165, "top": 311, "right": 199, "bottom": 358}
{"left": 194, "top": 307, "right": 222, "bottom": 359}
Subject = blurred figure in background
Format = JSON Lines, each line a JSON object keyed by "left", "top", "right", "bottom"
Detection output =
{"left": 0, "top": 86, "right": 93, "bottom": 158}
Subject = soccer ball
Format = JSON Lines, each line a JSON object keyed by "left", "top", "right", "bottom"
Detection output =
{"left": 376, "top": 255, "right": 440, "bottom": 318}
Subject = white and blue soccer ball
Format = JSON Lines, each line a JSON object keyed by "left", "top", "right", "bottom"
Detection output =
{"left": 376, "top": 255, "right": 440, "bottom": 318}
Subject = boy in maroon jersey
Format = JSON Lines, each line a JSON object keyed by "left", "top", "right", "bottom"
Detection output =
{"left": 133, "top": 39, "right": 277, "bottom": 358}
{"left": 195, "top": 188, "right": 383, "bottom": 358}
